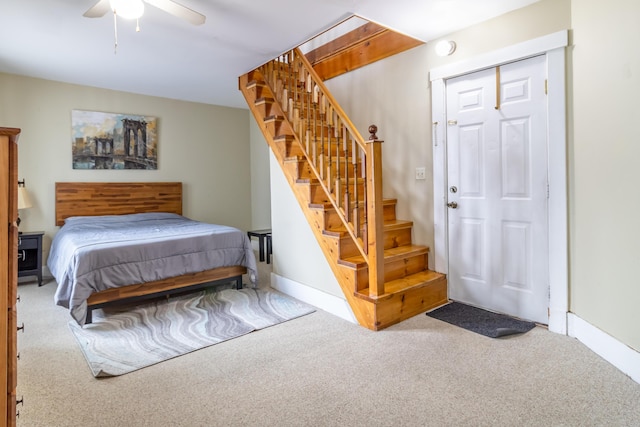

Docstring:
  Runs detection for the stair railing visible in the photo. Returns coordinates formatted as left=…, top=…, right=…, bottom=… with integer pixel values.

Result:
left=259, top=48, right=385, bottom=297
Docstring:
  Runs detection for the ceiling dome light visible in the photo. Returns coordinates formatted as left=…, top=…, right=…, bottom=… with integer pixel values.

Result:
left=435, top=40, right=456, bottom=57
left=110, top=0, right=145, bottom=19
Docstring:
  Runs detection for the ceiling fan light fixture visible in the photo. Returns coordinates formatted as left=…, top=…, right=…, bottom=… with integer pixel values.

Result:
left=110, top=0, right=145, bottom=19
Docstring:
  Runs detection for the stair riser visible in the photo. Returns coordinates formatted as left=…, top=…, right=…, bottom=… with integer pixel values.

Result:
left=337, top=235, right=360, bottom=259
left=284, top=158, right=313, bottom=180
left=247, top=84, right=269, bottom=100
left=307, top=183, right=331, bottom=205
left=373, top=277, right=448, bottom=330
left=323, top=204, right=397, bottom=231
left=265, top=118, right=294, bottom=138
left=274, top=137, right=305, bottom=158
left=383, top=228, right=413, bottom=249
left=354, top=252, right=428, bottom=291
left=255, top=99, right=275, bottom=117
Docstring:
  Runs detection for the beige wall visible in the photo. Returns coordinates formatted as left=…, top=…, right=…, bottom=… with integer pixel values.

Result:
left=270, top=151, right=341, bottom=296
left=0, top=73, right=256, bottom=262
left=270, top=0, right=572, bottom=309
left=249, top=118, right=271, bottom=229
left=571, top=0, right=640, bottom=350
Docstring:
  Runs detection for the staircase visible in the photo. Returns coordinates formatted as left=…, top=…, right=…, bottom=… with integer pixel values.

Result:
left=239, top=48, right=447, bottom=330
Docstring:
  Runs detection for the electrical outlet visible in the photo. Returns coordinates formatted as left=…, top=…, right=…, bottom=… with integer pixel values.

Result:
left=415, top=167, right=426, bottom=180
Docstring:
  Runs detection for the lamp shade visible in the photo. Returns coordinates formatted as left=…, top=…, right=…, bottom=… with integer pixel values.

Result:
left=17, top=186, right=33, bottom=210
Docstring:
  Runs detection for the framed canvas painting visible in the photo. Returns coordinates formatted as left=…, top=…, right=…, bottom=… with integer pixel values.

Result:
left=71, top=110, right=158, bottom=170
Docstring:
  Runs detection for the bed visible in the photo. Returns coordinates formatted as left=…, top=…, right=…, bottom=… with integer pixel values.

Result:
left=48, top=182, right=257, bottom=326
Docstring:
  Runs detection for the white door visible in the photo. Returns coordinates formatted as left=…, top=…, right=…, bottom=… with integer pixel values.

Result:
left=446, top=55, right=549, bottom=324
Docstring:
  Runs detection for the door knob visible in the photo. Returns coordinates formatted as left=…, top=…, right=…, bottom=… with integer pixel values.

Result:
left=447, top=201, right=458, bottom=209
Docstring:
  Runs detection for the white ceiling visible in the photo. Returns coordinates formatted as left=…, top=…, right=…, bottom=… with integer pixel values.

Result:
left=0, top=0, right=539, bottom=109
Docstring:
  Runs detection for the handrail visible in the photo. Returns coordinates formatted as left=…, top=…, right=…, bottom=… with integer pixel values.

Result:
left=292, top=48, right=368, bottom=153
left=258, top=48, right=385, bottom=296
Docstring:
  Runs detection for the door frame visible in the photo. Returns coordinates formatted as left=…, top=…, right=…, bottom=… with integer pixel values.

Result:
left=429, top=30, right=569, bottom=334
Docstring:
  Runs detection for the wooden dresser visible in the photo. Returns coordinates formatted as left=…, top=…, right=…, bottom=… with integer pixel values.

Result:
left=1, top=127, right=20, bottom=427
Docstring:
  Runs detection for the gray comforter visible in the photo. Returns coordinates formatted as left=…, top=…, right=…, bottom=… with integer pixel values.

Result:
left=48, top=213, right=257, bottom=325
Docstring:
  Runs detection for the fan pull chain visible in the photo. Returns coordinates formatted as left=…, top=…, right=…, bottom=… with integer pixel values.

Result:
left=113, top=11, right=118, bottom=54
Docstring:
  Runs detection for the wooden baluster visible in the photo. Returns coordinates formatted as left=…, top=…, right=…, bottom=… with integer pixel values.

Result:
left=335, top=118, right=341, bottom=206
left=274, top=56, right=279, bottom=103
left=277, top=55, right=284, bottom=108
left=297, top=59, right=304, bottom=132
left=352, top=139, right=359, bottom=237
left=326, top=108, right=333, bottom=193
left=343, top=128, right=350, bottom=221
left=312, top=88, right=317, bottom=167
left=292, top=55, right=298, bottom=124
left=302, top=72, right=306, bottom=149
left=319, top=93, right=325, bottom=180
left=286, top=51, right=292, bottom=116
left=266, top=61, right=271, bottom=89
left=281, top=54, right=286, bottom=107
left=282, top=55, right=286, bottom=105
left=305, top=72, right=311, bottom=155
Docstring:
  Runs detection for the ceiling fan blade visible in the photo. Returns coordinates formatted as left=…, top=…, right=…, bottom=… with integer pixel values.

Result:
left=144, top=0, right=206, bottom=25
left=83, top=0, right=112, bottom=18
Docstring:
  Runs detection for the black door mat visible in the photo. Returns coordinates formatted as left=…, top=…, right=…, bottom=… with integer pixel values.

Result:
left=426, top=302, right=536, bottom=338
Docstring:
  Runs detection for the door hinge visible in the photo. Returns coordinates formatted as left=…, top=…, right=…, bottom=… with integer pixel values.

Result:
left=545, top=79, right=548, bottom=95
left=547, top=182, right=550, bottom=199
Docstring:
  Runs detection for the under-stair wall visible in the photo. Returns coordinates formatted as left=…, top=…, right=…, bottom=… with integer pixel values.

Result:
left=240, top=48, right=447, bottom=330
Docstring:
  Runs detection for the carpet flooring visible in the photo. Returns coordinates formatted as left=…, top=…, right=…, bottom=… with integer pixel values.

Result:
left=69, top=288, right=315, bottom=377
left=426, top=301, right=536, bottom=338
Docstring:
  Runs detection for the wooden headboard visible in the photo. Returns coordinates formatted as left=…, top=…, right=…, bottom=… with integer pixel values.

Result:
left=55, top=182, right=182, bottom=226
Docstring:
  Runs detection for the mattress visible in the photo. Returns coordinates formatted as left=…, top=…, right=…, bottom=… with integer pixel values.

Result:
left=47, top=212, right=257, bottom=325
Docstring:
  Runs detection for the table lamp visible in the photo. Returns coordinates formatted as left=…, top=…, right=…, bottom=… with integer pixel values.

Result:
left=17, top=179, right=33, bottom=233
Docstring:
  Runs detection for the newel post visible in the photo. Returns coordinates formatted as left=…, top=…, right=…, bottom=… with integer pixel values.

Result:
left=365, top=125, right=385, bottom=297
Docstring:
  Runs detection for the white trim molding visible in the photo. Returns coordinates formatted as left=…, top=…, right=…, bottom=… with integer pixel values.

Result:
left=270, top=272, right=357, bottom=324
left=429, top=30, right=569, bottom=334
left=568, top=314, right=640, bottom=384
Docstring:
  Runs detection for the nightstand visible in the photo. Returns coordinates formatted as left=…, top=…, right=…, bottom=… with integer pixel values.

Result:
left=18, top=231, right=44, bottom=286
left=247, top=229, right=272, bottom=264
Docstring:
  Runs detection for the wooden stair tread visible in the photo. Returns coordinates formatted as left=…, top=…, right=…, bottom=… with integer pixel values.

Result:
left=245, top=79, right=266, bottom=89
left=355, top=269, right=445, bottom=299
left=339, top=244, right=429, bottom=268
left=322, top=219, right=413, bottom=237
left=255, top=96, right=274, bottom=104
left=382, top=219, right=414, bottom=230
left=274, top=134, right=295, bottom=142
left=310, top=198, right=396, bottom=210
left=264, top=115, right=285, bottom=123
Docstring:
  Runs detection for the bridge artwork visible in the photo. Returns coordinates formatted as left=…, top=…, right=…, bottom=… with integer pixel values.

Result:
left=71, top=110, right=158, bottom=170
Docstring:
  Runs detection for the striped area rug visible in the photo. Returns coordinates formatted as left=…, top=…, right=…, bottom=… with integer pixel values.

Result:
left=69, top=288, right=315, bottom=377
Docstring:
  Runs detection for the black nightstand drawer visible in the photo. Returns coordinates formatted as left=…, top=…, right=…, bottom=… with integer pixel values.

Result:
left=18, top=235, right=38, bottom=250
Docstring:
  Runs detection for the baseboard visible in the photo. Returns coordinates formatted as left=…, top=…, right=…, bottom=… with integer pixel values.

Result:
left=270, top=272, right=357, bottom=324
left=568, top=313, right=640, bottom=384
left=548, top=307, right=568, bottom=335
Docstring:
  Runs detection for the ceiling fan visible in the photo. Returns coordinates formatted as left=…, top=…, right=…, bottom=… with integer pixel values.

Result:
left=83, top=0, right=206, bottom=26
